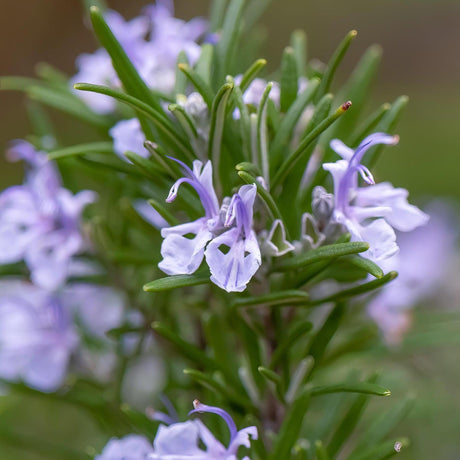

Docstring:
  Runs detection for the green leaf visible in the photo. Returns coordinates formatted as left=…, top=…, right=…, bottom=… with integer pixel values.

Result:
left=280, top=47, right=299, bottom=112
left=27, top=85, right=111, bottom=129
left=285, top=357, right=315, bottom=403
left=209, top=0, right=228, bottom=31
left=258, top=366, right=282, bottom=385
left=209, top=81, right=234, bottom=183
left=216, top=0, right=245, bottom=83
left=290, top=30, right=308, bottom=77
left=204, top=313, right=239, bottom=376
left=195, top=44, right=214, bottom=86
left=269, top=388, right=311, bottom=460
left=308, top=303, right=346, bottom=366
left=315, top=30, right=357, bottom=102
left=270, top=78, right=320, bottom=167
left=311, top=382, right=391, bottom=397
left=48, top=142, right=113, bottom=160
left=271, top=101, right=352, bottom=189
left=255, top=82, right=273, bottom=183
left=89, top=6, right=162, bottom=112
left=238, top=58, right=267, bottom=93
left=347, top=255, right=383, bottom=278
left=333, top=45, right=382, bottom=139
left=327, top=372, right=380, bottom=458
left=315, top=440, right=331, bottom=460
left=168, top=103, right=199, bottom=140
left=272, top=242, right=369, bottom=272
left=174, top=51, right=189, bottom=95
left=232, top=84, right=252, bottom=160
left=310, top=271, right=398, bottom=306
left=143, top=273, right=210, bottom=292
left=178, top=63, right=215, bottom=108
left=232, top=290, right=309, bottom=308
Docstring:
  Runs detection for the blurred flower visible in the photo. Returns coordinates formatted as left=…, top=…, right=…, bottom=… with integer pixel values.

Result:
left=72, top=2, right=207, bottom=112
left=139, top=1, right=207, bottom=94
left=95, top=434, right=154, bottom=460
left=368, top=201, right=458, bottom=343
left=0, top=276, right=125, bottom=391
left=159, top=159, right=261, bottom=292
left=110, top=118, right=147, bottom=160
left=0, top=280, right=78, bottom=392
left=323, top=133, right=429, bottom=261
left=0, top=141, right=95, bottom=290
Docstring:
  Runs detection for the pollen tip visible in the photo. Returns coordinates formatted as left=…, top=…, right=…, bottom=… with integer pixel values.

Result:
left=350, top=30, right=358, bottom=37
left=394, top=441, right=402, bottom=453
left=392, top=135, right=400, bottom=144
left=192, top=399, right=201, bottom=409
left=342, top=101, right=352, bottom=111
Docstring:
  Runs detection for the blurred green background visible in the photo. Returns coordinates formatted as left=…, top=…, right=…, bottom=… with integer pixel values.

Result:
left=0, top=0, right=459, bottom=458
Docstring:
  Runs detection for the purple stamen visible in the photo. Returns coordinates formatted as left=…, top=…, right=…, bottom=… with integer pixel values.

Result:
left=189, top=399, right=238, bottom=443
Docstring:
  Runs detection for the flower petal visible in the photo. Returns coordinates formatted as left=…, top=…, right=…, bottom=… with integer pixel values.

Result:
left=205, top=227, right=261, bottom=292
left=159, top=218, right=212, bottom=275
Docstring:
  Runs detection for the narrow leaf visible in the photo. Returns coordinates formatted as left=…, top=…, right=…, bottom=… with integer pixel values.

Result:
left=315, top=30, right=357, bottom=102
left=48, top=142, right=113, bottom=160
left=273, top=242, right=369, bottom=272
left=232, top=290, right=309, bottom=308
left=143, top=273, right=210, bottom=292
left=310, top=271, right=398, bottom=306
left=311, top=382, right=391, bottom=397
left=89, top=6, right=162, bottom=112
left=280, top=47, right=299, bottom=112
left=239, top=58, right=267, bottom=93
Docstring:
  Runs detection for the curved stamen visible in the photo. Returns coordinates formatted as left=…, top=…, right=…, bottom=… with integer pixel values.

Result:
left=189, top=399, right=238, bottom=444
left=166, top=157, right=219, bottom=217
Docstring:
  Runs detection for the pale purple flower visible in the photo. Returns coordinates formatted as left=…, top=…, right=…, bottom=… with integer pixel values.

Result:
left=139, top=1, right=207, bottom=93
left=151, top=400, right=257, bottom=459
left=96, top=401, right=256, bottom=459
left=0, top=280, right=78, bottom=392
left=95, top=434, right=154, bottom=460
left=0, top=141, right=95, bottom=290
left=110, top=118, right=147, bottom=160
left=159, top=159, right=261, bottom=292
left=205, top=185, right=261, bottom=292
left=323, top=133, right=429, bottom=261
left=368, top=201, right=457, bottom=343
